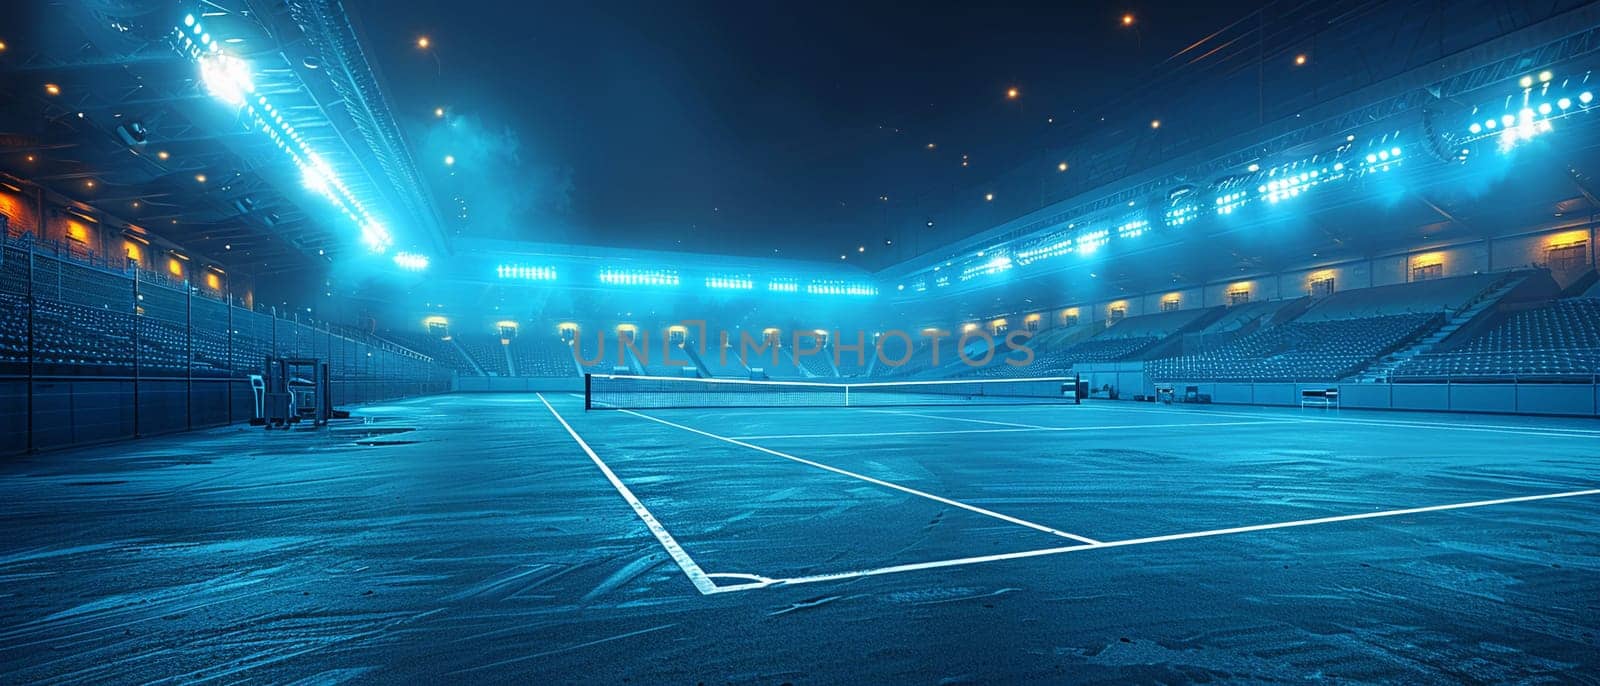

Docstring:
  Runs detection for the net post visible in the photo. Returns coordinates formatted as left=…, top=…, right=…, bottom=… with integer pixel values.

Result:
left=844, top=384, right=850, bottom=407
left=584, top=373, right=592, bottom=411
left=1074, top=374, right=1082, bottom=404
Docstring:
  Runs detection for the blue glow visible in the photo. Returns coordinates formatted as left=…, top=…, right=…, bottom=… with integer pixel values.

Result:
left=767, top=279, right=799, bottom=293
left=960, top=255, right=1013, bottom=281
left=1581, top=92, right=1594, bottom=104
left=176, top=14, right=393, bottom=254
left=599, top=268, right=678, bottom=286
left=392, top=252, right=429, bottom=271
left=496, top=265, right=557, bottom=281
left=806, top=280, right=878, bottom=296
left=184, top=14, right=195, bottom=26
left=1469, top=123, right=1482, bottom=134
left=1076, top=229, right=1109, bottom=255
left=705, top=275, right=754, bottom=290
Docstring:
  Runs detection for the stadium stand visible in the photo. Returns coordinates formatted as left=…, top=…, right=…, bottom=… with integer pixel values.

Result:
left=691, top=337, right=752, bottom=378
left=1296, top=273, right=1498, bottom=321
left=797, top=346, right=837, bottom=377
left=1146, top=312, right=1439, bottom=381
left=456, top=334, right=512, bottom=376
left=870, top=335, right=938, bottom=377
left=752, top=345, right=806, bottom=378
left=508, top=333, right=579, bottom=377
left=382, top=331, right=480, bottom=376
left=1142, top=275, right=1518, bottom=382
left=1393, top=297, right=1600, bottom=380
left=832, top=342, right=872, bottom=377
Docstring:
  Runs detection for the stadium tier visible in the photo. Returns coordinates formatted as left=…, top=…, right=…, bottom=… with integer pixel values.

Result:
left=1145, top=312, right=1440, bottom=382
left=508, top=333, right=580, bottom=377
left=1394, top=297, right=1600, bottom=380
left=454, top=334, right=512, bottom=376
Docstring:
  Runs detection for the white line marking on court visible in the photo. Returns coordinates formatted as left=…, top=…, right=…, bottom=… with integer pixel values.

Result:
left=535, top=393, right=720, bottom=595
left=618, top=408, right=1105, bottom=545
left=1073, top=403, right=1600, bottom=439
left=862, top=408, right=1047, bottom=429
left=706, top=487, right=1600, bottom=593
left=733, top=420, right=1287, bottom=441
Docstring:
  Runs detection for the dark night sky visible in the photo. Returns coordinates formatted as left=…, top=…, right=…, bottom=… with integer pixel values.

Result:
left=353, top=0, right=1262, bottom=265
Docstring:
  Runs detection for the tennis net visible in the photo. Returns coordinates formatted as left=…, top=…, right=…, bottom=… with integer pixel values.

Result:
left=585, top=374, right=1082, bottom=410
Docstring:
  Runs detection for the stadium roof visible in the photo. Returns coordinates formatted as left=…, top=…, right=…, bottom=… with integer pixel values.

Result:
left=0, top=0, right=447, bottom=276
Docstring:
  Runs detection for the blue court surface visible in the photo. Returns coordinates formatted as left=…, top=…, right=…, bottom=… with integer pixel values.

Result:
left=1, top=393, right=1597, bottom=682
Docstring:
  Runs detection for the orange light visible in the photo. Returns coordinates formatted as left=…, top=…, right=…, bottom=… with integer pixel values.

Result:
left=206, top=272, right=221, bottom=290
left=156, top=150, right=170, bottom=160
left=1150, top=119, right=1161, bottom=129
left=1122, top=13, right=1135, bottom=26
left=168, top=258, right=183, bottom=276
left=84, top=180, right=95, bottom=189
left=1057, top=161, right=1068, bottom=172
left=416, top=36, right=430, bottom=49
left=194, top=173, right=207, bottom=183
left=44, top=83, right=60, bottom=96
left=0, top=40, right=8, bottom=52
left=1294, top=54, right=1308, bottom=66
left=1006, top=87, right=1019, bottom=99
left=984, top=192, right=994, bottom=202
left=25, top=155, right=35, bottom=162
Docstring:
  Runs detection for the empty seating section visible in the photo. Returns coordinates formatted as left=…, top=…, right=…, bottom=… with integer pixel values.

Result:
left=508, top=334, right=578, bottom=377
left=832, top=343, right=870, bottom=377
left=1099, top=307, right=1214, bottom=339
left=456, top=334, right=511, bottom=376
left=957, top=326, right=1155, bottom=378
left=2, top=240, right=442, bottom=393
left=1146, top=313, right=1437, bottom=381
left=695, top=341, right=751, bottom=378
left=382, top=332, right=479, bottom=376
left=1394, top=298, right=1600, bottom=379
left=1199, top=300, right=1292, bottom=334
left=1299, top=273, right=1496, bottom=321
left=635, top=340, right=699, bottom=376
left=797, top=348, right=836, bottom=377
left=749, top=346, right=804, bottom=378
left=870, top=336, right=935, bottom=377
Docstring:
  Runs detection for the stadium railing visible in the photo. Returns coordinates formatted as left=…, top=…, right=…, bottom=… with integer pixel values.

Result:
left=0, top=237, right=453, bottom=454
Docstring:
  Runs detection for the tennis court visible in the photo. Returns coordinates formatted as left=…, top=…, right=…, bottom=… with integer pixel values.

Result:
left=3, top=388, right=1598, bottom=681
left=545, top=376, right=1600, bottom=596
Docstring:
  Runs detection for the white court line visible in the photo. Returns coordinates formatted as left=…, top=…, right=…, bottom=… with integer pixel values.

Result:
left=708, top=487, right=1600, bottom=593
left=618, top=408, right=1104, bottom=545
left=862, top=408, right=1047, bottom=429
left=1071, top=403, right=1600, bottom=439
left=733, top=420, right=1287, bottom=441
left=535, top=393, right=719, bottom=595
